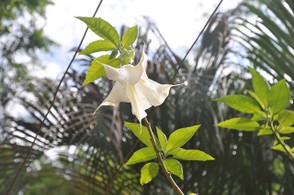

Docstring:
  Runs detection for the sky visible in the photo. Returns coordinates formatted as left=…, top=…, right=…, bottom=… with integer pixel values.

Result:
left=10, top=0, right=241, bottom=118
left=39, top=0, right=241, bottom=79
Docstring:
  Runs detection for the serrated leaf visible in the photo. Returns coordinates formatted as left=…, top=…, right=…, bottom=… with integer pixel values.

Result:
left=258, top=128, right=273, bottom=136
left=275, top=110, right=294, bottom=127
left=140, top=162, right=159, bottom=185
left=163, top=159, right=183, bottom=180
left=269, top=79, right=290, bottom=114
left=156, top=127, right=167, bottom=152
left=80, top=40, right=116, bottom=55
left=77, top=17, right=120, bottom=46
left=82, top=55, right=120, bottom=86
left=280, top=126, right=294, bottom=134
left=215, top=94, right=261, bottom=114
left=216, top=117, right=260, bottom=131
left=122, top=25, right=138, bottom=48
left=166, top=125, right=200, bottom=152
left=126, top=147, right=156, bottom=166
left=170, top=148, right=215, bottom=161
left=249, top=67, right=271, bottom=108
left=124, top=122, right=152, bottom=148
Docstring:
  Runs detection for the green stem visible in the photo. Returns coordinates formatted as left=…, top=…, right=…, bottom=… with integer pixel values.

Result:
left=143, top=118, right=184, bottom=195
left=270, top=122, right=294, bottom=162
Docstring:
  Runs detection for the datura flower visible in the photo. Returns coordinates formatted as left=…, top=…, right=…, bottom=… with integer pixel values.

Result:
left=94, top=51, right=176, bottom=122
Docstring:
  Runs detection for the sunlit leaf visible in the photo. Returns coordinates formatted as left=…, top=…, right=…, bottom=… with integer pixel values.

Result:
left=126, top=147, right=156, bottom=166
left=156, top=126, right=167, bottom=152
left=272, top=144, right=286, bottom=153
left=251, top=111, right=266, bottom=121
left=80, top=40, right=116, bottom=55
left=166, top=125, right=200, bottom=152
left=170, top=148, right=215, bottom=161
left=275, top=110, right=294, bottom=127
left=247, top=90, right=266, bottom=110
left=215, top=94, right=261, bottom=114
left=140, top=162, right=159, bottom=185
left=279, top=126, right=294, bottom=134
left=273, top=137, right=290, bottom=146
left=268, top=79, right=290, bottom=114
left=77, top=17, right=120, bottom=46
left=257, top=128, right=273, bottom=136
left=124, top=122, right=152, bottom=148
left=82, top=55, right=120, bottom=86
left=163, top=158, right=183, bottom=180
left=249, top=67, right=271, bottom=108
left=216, top=117, right=260, bottom=131
left=122, top=25, right=138, bottom=48
left=120, top=48, right=135, bottom=65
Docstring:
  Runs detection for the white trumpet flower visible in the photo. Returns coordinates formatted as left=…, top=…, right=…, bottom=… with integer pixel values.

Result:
left=94, top=51, right=176, bottom=122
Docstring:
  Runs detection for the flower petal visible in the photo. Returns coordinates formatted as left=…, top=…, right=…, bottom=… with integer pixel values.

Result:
left=125, top=83, right=148, bottom=121
left=138, top=76, right=175, bottom=107
left=100, top=58, right=145, bottom=85
left=93, top=82, right=128, bottom=114
left=138, top=50, right=148, bottom=70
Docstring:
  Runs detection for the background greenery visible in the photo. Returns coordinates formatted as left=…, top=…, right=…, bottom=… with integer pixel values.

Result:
left=1, top=0, right=293, bottom=194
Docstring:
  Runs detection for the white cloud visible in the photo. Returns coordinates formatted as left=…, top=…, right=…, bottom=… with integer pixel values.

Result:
left=31, top=61, right=62, bottom=80
left=45, top=0, right=241, bottom=49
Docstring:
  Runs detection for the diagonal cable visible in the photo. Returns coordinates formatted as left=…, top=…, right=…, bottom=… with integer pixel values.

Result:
left=105, top=0, right=224, bottom=190
left=171, top=0, right=224, bottom=82
left=6, top=0, right=104, bottom=193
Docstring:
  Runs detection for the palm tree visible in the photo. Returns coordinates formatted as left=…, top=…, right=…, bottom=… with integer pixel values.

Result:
left=2, top=0, right=294, bottom=194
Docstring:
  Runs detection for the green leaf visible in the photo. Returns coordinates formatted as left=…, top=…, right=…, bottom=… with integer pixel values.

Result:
left=247, top=90, right=266, bottom=110
left=215, top=94, right=261, bottom=114
left=258, top=127, right=273, bottom=136
left=121, top=25, right=138, bottom=48
left=274, top=137, right=291, bottom=146
left=80, top=40, right=116, bottom=55
left=163, top=159, right=184, bottom=180
left=124, top=122, right=152, bottom=148
left=77, top=17, right=120, bottom=46
left=166, top=125, right=200, bottom=152
left=156, top=127, right=167, bottom=152
left=140, top=162, right=159, bottom=185
left=251, top=111, right=266, bottom=121
left=216, top=117, right=260, bottom=131
left=109, top=49, right=118, bottom=59
left=82, top=55, right=120, bottom=86
left=120, top=48, right=135, bottom=65
left=170, top=148, right=215, bottom=161
left=272, top=144, right=286, bottom=153
left=275, top=110, right=294, bottom=127
left=280, top=127, right=294, bottom=134
left=126, top=147, right=156, bottom=166
left=268, top=79, right=290, bottom=114
left=249, top=67, right=271, bottom=108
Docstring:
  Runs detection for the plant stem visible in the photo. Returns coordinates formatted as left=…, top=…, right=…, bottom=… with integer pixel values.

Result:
left=270, top=122, right=294, bottom=162
left=143, top=118, right=184, bottom=195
